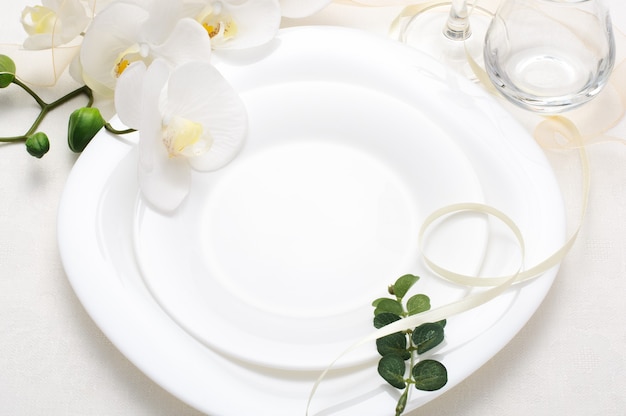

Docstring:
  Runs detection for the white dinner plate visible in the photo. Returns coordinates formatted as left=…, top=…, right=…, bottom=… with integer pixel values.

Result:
left=58, top=26, right=565, bottom=415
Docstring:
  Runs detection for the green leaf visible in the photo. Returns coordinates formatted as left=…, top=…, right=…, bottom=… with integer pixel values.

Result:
left=406, top=294, right=431, bottom=316
left=0, top=55, right=16, bottom=88
left=374, top=298, right=403, bottom=316
left=373, top=312, right=401, bottom=329
left=392, top=274, right=420, bottom=299
left=376, top=332, right=410, bottom=360
left=67, top=107, right=105, bottom=153
left=378, top=354, right=407, bottom=389
left=412, top=322, right=445, bottom=354
left=25, top=132, right=50, bottom=158
left=372, top=297, right=392, bottom=307
left=412, top=360, right=448, bottom=391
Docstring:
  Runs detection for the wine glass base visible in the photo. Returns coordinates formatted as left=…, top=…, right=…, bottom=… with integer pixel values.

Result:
left=398, top=3, right=493, bottom=81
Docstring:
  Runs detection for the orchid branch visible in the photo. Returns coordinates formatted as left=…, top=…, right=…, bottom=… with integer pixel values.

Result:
left=0, top=79, right=94, bottom=143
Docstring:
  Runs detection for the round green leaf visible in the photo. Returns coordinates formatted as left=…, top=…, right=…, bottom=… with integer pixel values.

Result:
left=412, top=322, right=445, bottom=354
left=372, top=297, right=392, bottom=307
left=374, top=298, right=403, bottom=316
left=392, top=274, right=420, bottom=299
left=412, top=359, right=448, bottom=391
left=376, top=332, right=410, bottom=360
left=25, top=132, right=50, bottom=158
left=407, top=293, right=430, bottom=316
left=0, top=55, right=16, bottom=88
left=373, top=312, right=401, bottom=329
left=378, top=354, right=407, bottom=389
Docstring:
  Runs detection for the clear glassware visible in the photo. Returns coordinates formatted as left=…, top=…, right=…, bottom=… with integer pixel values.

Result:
left=483, top=0, right=615, bottom=113
left=398, top=0, right=493, bottom=80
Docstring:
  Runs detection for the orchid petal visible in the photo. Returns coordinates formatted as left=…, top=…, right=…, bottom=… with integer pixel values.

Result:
left=180, top=0, right=206, bottom=18
left=138, top=140, right=192, bottom=212
left=138, top=60, right=169, bottom=174
left=218, top=0, right=281, bottom=49
left=137, top=60, right=192, bottom=212
left=163, top=61, right=247, bottom=171
left=140, top=0, right=184, bottom=45
left=83, top=0, right=118, bottom=14
left=79, top=1, right=148, bottom=94
left=151, top=18, right=212, bottom=66
left=138, top=140, right=191, bottom=212
left=114, top=61, right=146, bottom=129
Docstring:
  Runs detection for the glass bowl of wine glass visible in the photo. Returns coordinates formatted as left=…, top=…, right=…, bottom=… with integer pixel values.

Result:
left=483, top=0, right=615, bottom=113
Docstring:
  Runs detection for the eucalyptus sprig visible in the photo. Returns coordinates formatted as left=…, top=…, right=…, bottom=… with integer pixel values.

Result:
left=373, top=274, right=448, bottom=416
left=0, top=54, right=133, bottom=158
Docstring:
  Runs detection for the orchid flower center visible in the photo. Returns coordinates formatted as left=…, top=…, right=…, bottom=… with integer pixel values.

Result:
left=113, top=44, right=149, bottom=78
left=197, top=3, right=238, bottom=41
left=21, top=6, right=57, bottom=35
left=162, top=115, right=212, bottom=158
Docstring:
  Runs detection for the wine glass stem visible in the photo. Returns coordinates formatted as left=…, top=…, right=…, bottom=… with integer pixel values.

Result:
left=444, top=0, right=472, bottom=41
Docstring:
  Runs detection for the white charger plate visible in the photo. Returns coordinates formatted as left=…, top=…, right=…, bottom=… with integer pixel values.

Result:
left=58, top=26, right=565, bottom=415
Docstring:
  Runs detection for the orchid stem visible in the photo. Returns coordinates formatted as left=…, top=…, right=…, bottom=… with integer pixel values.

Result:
left=0, top=80, right=94, bottom=142
left=104, top=124, right=136, bottom=135
left=0, top=135, right=28, bottom=143
left=12, top=78, right=46, bottom=107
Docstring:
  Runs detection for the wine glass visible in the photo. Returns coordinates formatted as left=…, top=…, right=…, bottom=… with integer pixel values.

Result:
left=396, top=0, right=494, bottom=80
left=483, top=0, right=615, bottom=113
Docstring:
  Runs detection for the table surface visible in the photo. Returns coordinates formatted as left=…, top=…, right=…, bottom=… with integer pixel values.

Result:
left=1, top=1, right=625, bottom=415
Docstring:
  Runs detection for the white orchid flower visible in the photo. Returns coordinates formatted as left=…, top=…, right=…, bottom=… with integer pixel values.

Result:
left=78, top=0, right=212, bottom=96
left=182, top=0, right=281, bottom=49
left=114, top=59, right=247, bottom=212
left=279, top=0, right=332, bottom=18
left=21, top=0, right=91, bottom=49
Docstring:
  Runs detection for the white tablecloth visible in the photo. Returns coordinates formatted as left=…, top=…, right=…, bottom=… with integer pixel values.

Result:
left=1, top=1, right=624, bottom=415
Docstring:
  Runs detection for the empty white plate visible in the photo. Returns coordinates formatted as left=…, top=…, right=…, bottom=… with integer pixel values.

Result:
left=58, top=26, right=565, bottom=415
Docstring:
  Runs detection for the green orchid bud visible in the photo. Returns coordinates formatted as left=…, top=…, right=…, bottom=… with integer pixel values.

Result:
left=67, top=107, right=106, bottom=153
left=25, top=132, right=50, bottom=158
left=0, top=55, right=17, bottom=88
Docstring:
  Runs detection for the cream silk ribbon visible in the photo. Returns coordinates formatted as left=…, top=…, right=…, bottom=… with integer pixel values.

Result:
left=308, top=0, right=626, bottom=412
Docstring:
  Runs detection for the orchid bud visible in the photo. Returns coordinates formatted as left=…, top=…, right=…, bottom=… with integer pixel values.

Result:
left=25, top=132, right=50, bottom=158
left=67, top=107, right=105, bottom=153
left=0, top=55, right=16, bottom=88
